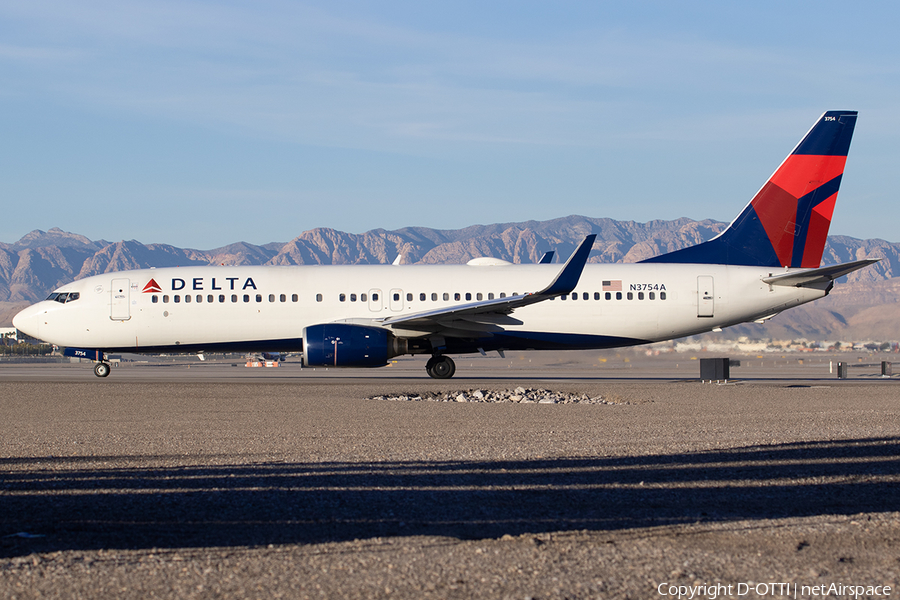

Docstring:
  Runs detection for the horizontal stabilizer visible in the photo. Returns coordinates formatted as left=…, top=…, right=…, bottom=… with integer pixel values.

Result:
left=761, top=258, right=879, bottom=287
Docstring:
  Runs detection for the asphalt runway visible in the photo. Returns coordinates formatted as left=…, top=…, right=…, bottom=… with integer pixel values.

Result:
left=1, top=354, right=899, bottom=599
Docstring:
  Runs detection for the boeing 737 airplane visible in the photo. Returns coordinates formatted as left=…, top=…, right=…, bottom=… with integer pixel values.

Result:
left=13, top=111, right=877, bottom=379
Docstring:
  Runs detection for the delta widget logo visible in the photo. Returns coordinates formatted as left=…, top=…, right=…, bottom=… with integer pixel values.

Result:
left=142, top=279, right=162, bottom=293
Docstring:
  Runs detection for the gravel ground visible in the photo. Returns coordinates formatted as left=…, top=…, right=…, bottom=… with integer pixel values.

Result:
left=1, top=366, right=899, bottom=598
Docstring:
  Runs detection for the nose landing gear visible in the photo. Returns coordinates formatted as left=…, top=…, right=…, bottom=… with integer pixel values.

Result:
left=93, top=362, right=111, bottom=378
left=425, top=355, right=456, bottom=379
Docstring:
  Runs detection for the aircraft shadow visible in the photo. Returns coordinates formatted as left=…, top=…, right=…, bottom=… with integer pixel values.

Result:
left=2, top=437, right=898, bottom=556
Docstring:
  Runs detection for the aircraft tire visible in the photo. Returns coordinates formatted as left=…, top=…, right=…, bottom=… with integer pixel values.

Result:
left=94, top=362, right=111, bottom=378
left=427, top=355, right=455, bottom=379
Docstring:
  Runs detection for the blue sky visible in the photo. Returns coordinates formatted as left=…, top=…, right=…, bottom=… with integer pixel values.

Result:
left=2, top=1, right=899, bottom=249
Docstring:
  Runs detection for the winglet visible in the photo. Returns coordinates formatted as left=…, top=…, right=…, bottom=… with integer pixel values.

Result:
left=534, top=234, right=595, bottom=296
left=377, top=234, right=596, bottom=329
left=538, top=251, right=555, bottom=264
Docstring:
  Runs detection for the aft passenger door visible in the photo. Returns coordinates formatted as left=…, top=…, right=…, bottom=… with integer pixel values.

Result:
left=110, top=278, right=131, bottom=321
left=697, top=275, right=714, bottom=318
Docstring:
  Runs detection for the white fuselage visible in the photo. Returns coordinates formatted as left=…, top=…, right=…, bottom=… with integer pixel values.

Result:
left=13, top=262, right=827, bottom=355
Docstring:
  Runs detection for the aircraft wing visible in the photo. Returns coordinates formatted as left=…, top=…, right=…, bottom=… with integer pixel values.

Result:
left=761, top=258, right=879, bottom=287
left=375, top=235, right=595, bottom=332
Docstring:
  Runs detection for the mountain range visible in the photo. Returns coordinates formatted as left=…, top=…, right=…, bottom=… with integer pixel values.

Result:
left=2, top=218, right=899, bottom=341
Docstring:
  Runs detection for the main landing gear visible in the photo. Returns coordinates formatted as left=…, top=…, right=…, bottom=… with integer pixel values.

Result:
left=425, top=355, right=456, bottom=379
left=93, top=362, right=111, bottom=378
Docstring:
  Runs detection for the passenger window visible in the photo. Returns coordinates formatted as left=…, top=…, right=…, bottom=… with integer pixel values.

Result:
left=476, top=293, right=483, bottom=301
left=627, top=292, right=633, bottom=300
left=488, top=293, right=494, bottom=300
left=561, top=294, right=567, bottom=301
left=292, top=294, right=298, bottom=302
left=594, top=292, right=600, bottom=300
left=163, top=295, right=170, bottom=303
left=269, top=294, right=275, bottom=302
left=616, top=292, right=622, bottom=300
left=465, top=293, right=472, bottom=301
left=372, top=293, right=378, bottom=301
left=407, top=293, right=413, bottom=301
left=152, top=295, right=158, bottom=304
left=454, top=293, right=461, bottom=301
left=340, top=294, right=346, bottom=302
left=232, top=295, right=238, bottom=302
left=208, top=295, right=214, bottom=303
left=660, top=292, right=667, bottom=300
left=256, top=294, right=262, bottom=302
left=649, top=292, right=655, bottom=300
left=361, top=293, right=367, bottom=302
left=500, top=292, right=506, bottom=298
left=420, top=293, right=426, bottom=301
left=638, top=292, right=644, bottom=300
left=184, top=295, right=191, bottom=303
left=431, top=293, right=437, bottom=301
left=393, top=293, right=400, bottom=301
left=280, top=294, right=286, bottom=302
left=443, top=293, right=449, bottom=301
left=196, top=295, right=203, bottom=303
left=243, top=294, right=250, bottom=303
left=219, top=295, right=225, bottom=303
left=174, top=295, right=181, bottom=303
left=583, top=292, right=589, bottom=300
left=605, top=292, right=611, bottom=300
left=350, top=294, right=357, bottom=302
left=316, top=294, right=322, bottom=302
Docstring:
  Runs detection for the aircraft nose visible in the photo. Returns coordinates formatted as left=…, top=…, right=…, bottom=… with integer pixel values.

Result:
left=12, top=303, right=42, bottom=339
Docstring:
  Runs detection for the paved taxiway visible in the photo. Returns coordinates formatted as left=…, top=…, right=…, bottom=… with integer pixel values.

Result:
left=1, top=354, right=898, bottom=599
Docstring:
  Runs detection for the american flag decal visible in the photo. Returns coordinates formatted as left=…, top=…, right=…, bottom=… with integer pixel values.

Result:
left=602, top=280, right=622, bottom=292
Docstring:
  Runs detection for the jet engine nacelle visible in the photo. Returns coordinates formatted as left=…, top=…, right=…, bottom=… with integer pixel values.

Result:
left=303, top=323, right=407, bottom=367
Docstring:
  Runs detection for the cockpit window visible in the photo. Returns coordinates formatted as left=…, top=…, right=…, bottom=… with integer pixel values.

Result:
left=46, top=292, right=80, bottom=304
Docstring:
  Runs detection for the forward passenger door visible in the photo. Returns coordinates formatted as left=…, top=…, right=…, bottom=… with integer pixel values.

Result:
left=110, top=278, right=131, bottom=321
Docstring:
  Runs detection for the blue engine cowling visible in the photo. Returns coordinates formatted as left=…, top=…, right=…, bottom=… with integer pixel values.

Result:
left=304, top=324, right=401, bottom=367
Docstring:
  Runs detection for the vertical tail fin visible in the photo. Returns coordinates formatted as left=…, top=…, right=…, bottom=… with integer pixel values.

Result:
left=644, top=110, right=858, bottom=267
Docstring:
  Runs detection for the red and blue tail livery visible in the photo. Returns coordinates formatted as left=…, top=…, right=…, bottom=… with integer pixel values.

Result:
left=645, top=110, right=858, bottom=268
